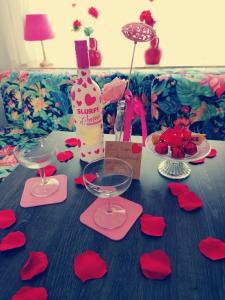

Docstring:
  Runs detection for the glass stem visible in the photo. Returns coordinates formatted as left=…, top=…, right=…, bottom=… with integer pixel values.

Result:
left=41, top=168, right=47, bottom=185
left=107, top=198, right=113, bottom=213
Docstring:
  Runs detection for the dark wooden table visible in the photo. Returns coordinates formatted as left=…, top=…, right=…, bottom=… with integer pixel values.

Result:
left=0, top=131, right=225, bottom=300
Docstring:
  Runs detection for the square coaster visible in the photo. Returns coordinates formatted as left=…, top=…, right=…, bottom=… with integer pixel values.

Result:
left=80, top=196, right=143, bottom=241
left=20, top=175, right=67, bottom=208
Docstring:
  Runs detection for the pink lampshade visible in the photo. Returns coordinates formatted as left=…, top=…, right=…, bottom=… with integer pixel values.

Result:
left=24, top=14, right=54, bottom=41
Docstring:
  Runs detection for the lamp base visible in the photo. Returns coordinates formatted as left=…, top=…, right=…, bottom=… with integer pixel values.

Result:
left=40, top=60, right=53, bottom=67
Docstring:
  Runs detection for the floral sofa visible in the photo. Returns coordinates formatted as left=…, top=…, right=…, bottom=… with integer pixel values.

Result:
left=0, top=67, right=225, bottom=180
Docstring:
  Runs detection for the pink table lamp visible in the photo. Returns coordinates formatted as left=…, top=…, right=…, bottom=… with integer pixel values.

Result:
left=24, top=14, right=54, bottom=67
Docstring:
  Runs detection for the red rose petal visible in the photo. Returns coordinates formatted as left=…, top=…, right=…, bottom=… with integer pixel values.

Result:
left=140, top=214, right=166, bottom=237
left=167, top=182, right=189, bottom=196
left=36, top=165, right=57, bottom=177
left=65, top=138, right=78, bottom=147
left=56, top=150, right=74, bottom=162
left=74, top=250, right=107, bottom=282
left=198, top=237, right=225, bottom=261
left=12, top=286, right=48, bottom=300
left=0, top=209, right=16, bottom=229
left=140, top=250, right=172, bottom=280
left=0, top=231, right=26, bottom=251
left=74, top=174, right=97, bottom=186
left=206, top=148, right=217, bottom=158
left=189, top=159, right=205, bottom=165
left=20, top=251, right=48, bottom=280
left=177, top=191, right=203, bottom=211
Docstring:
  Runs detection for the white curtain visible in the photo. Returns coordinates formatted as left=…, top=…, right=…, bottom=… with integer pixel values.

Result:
left=0, top=0, right=32, bottom=70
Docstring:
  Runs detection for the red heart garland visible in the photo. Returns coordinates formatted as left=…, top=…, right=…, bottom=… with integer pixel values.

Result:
left=131, top=143, right=142, bottom=154
left=20, top=251, right=48, bottom=280
left=167, top=182, right=189, bottom=196
left=74, top=174, right=97, bottom=186
left=140, top=250, right=172, bottom=280
left=177, top=191, right=203, bottom=211
left=74, top=250, right=107, bottom=282
left=140, top=214, right=166, bottom=237
left=0, top=231, right=26, bottom=251
left=198, top=237, right=225, bottom=260
left=36, top=165, right=57, bottom=177
left=56, top=150, right=74, bottom=162
left=65, top=138, right=78, bottom=147
left=0, top=209, right=16, bottom=229
left=206, top=148, right=217, bottom=158
left=11, top=286, right=48, bottom=300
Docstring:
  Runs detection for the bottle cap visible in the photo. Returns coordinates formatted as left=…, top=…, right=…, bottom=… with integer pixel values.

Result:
left=74, top=40, right=89, bottom=69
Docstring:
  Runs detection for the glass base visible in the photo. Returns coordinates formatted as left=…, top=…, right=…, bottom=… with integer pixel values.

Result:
left=31, top=177, right=60, bottom=197
left=158, top=160, right=191, bottom=179
left=94, top=203, right=127, bottom=229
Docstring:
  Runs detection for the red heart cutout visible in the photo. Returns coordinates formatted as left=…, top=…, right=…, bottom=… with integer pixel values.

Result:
left=71, top=90, right=76, bottom=101
left=0, top=209, right=16, bottom=229
left=77, top=78, right=83, bottom=85
left=93, top=87, right=96, bottom=91
left=189, top=159, right=205, bottom=165
left=36, top=165, right=57, bottom=177
left=81, top=71, right=87, bottom=76
left=12, top=287, right=48, bottom=300
left=82, top=83, right=87, bottom=88
left=56, top=151, right=74, bottom=162
left=20, top=251, right=48, bottom=280
left=131, top=143, right=142, bottom=154
left=88, top=151, right=91, bottom=154
left=206, top=148, right=217, bottom=158
left=85, top=94, right=96, bottom=106
left=167, top=182, right=189, bottom=196
left=94, top=148, right=100, bottom=154
left=140, top=214, right=166, bottom=237
left=0, top=231, right=26, bottom=251
left=198, top=237, right=225, bottom=260
left=76, top=100, right=82, bottom=106
left=65, top=138, right=78, bottom=147
left=87, top=77, right=92, bottom=84
left=74, top=174, right=97, bottom=186
left=81, top=152, right=86, bottom=158
left=77, top=88, right=81, bottom=92
left=177, top=191, right=203, bottom=211
left=140, top=250, right=172, bottom=280
left=74, top=250, right=107, bottom=282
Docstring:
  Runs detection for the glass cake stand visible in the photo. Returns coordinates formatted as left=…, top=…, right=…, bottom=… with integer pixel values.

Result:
left=146, top=132, right=211, bottom=179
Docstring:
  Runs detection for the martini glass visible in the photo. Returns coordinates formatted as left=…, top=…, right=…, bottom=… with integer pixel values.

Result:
left=14, top=137, right=60, bottom=197
left=83, top=158, right=133, bottom=230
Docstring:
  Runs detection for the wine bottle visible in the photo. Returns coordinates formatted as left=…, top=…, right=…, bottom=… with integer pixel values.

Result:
left=71, top=40, right=104, bottom=162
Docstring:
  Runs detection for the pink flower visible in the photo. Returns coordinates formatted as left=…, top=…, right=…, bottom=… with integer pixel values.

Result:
left=181, top=105, right=190, bottom=113
left=101, top=77, right=127, bottom=106
left=88, top=7, right=99, bottom=19
left=55, top=102, right=60, bottom=107
left=0, top=145, right=16, bottom=156
left=0, top=155, right=17, bottom=167
left=19, top=71, right=28, bottom=82
left=139, top=10, right=156, bottom=27
left=0, top=71, right=10, bottom=83
left=73, top=20, right=82, bottom=31
left=200, top=74, right=225, bottom=98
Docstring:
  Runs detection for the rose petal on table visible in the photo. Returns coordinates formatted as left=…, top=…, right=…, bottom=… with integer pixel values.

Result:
left=36, top=165, right=57, bottom=177
left=11, top=286, right=48, bottom=300
left=167, top=182, right=189, bottom=196
left=140, top=214, right=166, bottom=237
left=20, top=251, right=48, bottom=280
left=74, top=250, right=107, bottom=282
left=189, top=159, right=205, bottom=165
left=56, top=150, right=74, bottom=162
left=140, top=250, right=172, bottom=280
left=74, top=174, right=97, bottom=186
left=206, top=148, right=217, bottom=158
left=177, top=191, right=203, bottom=211
left=0, top=231, right=26, bottom=251
left=0, top=209, right=16, bottom=229
left=65, top=138, right=78, bottom=147
left=198, top=237, right=225, bottom=260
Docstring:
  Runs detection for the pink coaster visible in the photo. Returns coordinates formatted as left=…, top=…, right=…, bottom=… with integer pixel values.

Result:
left=20, top=175, right=67, bottom=208
left=80, top=197, right=143, bottom=241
